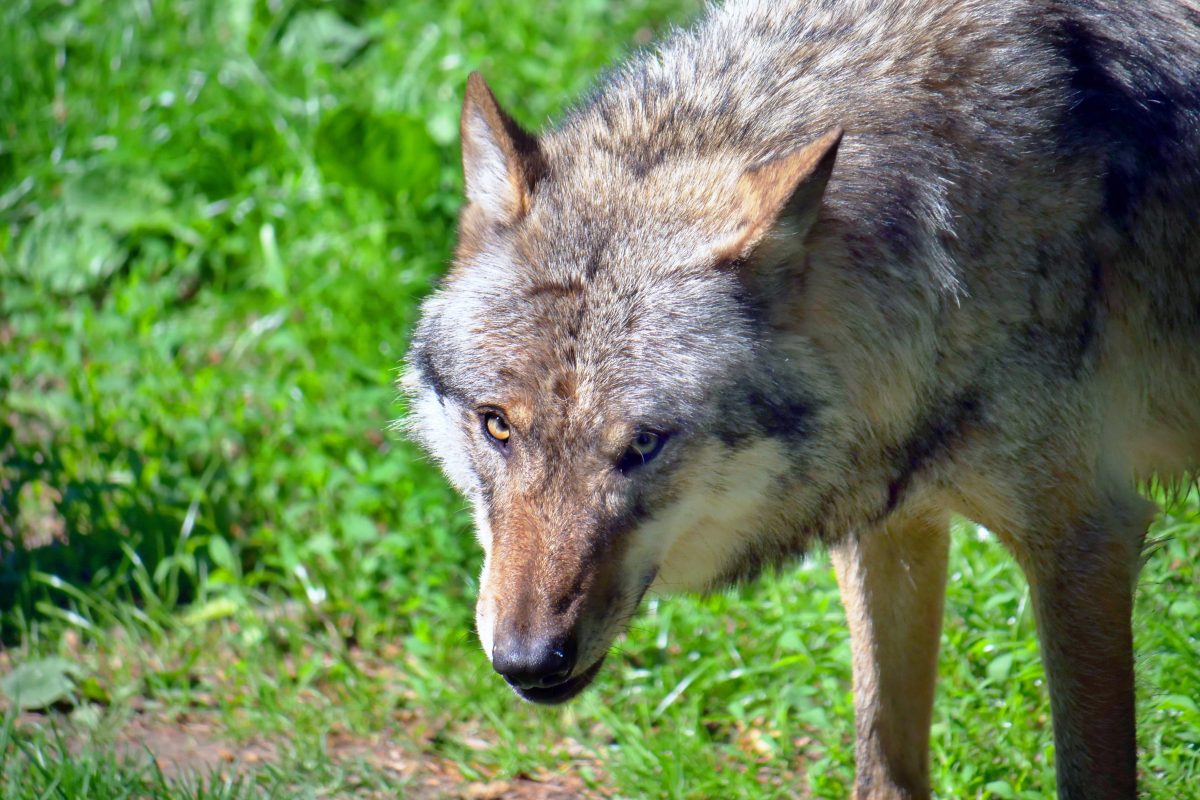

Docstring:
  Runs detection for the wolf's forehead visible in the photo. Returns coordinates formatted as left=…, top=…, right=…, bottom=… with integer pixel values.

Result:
left=517, top=213, right=709, bottom=282
left=445, top=238, right=752, bottom=418
left=479, top=268, right=718, bottom=388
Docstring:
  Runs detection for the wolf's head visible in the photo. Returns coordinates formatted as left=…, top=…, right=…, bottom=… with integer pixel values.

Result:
left=403, top=74, right=851, bottom=703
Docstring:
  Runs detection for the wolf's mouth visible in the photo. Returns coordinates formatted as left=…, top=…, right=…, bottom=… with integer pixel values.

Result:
left=508, top=656, right=606, bottom=705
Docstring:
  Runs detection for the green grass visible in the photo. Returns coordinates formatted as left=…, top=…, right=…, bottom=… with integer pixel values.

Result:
left=1, top=0, right=1198, bottom=798
left=1, top=713, right=268, bottom=800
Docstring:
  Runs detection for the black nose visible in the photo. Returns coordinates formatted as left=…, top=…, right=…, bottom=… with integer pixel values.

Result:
left=492, top=634, right=577, bottom=690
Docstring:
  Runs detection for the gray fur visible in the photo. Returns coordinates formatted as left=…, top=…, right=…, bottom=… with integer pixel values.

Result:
left=403, top=2, right=1200, bottom=797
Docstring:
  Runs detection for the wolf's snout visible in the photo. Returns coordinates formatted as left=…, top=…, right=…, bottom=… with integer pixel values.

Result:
left=492, top=632, right=578, bottom=690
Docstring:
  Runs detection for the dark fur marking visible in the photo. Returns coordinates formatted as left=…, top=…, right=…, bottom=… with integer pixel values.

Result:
left=884, top=387, right=984, bottom=515
left=1072, top=255, right=1104, bottom=371
left=583, top=233, right=612, bottom=281
left=874, top=180, right=922, bottom=263
left=713, top=382, right=816, bottom=447
left=748, top=388, right=815, bottom=441
left=414, top=345, right=471, bottom=406
left=729, top=282, right=771, bottom=334
left=625, top=147, right=668, bottom=178
left=525, top=278, right=584, bottom=299
left=1053, top=17, right=1183, bottom=226
left=584, top=253, right=602, bottom=281
left=566, top=302, right=584, bottom=340
left=552, top=373, right=576, bottom=400
left=1021, top=253, right=1104, bottom=378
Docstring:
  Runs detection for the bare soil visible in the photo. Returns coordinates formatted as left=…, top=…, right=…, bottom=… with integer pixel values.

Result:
left=13, top=710, right=605, bottom=799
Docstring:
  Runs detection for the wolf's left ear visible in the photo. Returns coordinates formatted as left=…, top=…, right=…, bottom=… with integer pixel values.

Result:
left=460, top=72, right=544, bottom=222
left=717, top=126, right=844, bottom=261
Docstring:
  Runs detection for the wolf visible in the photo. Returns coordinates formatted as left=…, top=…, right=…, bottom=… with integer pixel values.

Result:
left=402, top=0, right=1200, bottom=797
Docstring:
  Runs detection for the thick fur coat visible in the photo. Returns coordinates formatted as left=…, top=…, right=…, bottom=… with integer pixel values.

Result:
left=403, top=2, right=1200, bottom=797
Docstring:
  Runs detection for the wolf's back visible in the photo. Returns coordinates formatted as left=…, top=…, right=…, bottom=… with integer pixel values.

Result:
left=545, top=0, right=1200, bottom=346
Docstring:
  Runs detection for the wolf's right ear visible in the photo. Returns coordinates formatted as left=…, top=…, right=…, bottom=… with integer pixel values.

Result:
left=716, top=126, right=844, bottom=261
left=460, top=72, right=544, bottom=222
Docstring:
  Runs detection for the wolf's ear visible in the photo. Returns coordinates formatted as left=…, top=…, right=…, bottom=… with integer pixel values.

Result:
left=460, top=72, right=544, bottom=222
left=717, top=126, right=843, bottom=261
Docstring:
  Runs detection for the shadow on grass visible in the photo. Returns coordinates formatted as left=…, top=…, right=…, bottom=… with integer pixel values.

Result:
left=0, top=417, right=229, bottom=643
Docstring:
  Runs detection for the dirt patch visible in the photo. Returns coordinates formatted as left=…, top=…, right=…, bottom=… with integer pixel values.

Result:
left=324, top=729, right=601, bottom=799
left=458, top=777, right=596, bottom=800
left=113, top=713, right=278, bottom=779
left=13, top=711, right=607, bottom=799
left=14, top=711, right=277, bottom=781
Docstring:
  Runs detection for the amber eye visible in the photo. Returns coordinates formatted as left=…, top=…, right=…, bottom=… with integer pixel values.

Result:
left=617, top=430, right=667, bottom=473
left=484, top=413, right=511, bottom=443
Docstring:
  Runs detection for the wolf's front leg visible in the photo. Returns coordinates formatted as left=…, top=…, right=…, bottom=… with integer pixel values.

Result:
left=831, top=512, right=950, bottom=800
left=1012, top=490, right=1154, bottom=800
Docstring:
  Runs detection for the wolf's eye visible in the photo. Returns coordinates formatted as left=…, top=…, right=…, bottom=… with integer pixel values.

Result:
left=483, top=413, right=511, bottom=443
left=617, top=430, right=666, bottom=472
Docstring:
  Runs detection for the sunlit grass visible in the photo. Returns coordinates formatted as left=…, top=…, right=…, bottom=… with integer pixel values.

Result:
left=1, top=0, right=1197, bottom=798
